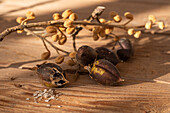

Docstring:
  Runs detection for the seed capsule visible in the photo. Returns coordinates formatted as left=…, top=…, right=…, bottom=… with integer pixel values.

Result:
left=76, top=45, right=97, bottom=66
left=36, top=63, right=69, bottom=87
left=41, top=52, right=51, bottom=60
left=52, top=34, right=59, bottom=42
left=66, top=27, right=75, bottom=34
left=58, top=35, right=67, bottom=45
left=26, top=11, right=35, bottom=19
left=134, top=31, right=141, bottom=38
left=145, top=21, right=152, bottom=29
left=90, top=59, right=123, bottom=86
left=53, top=13, right=62, bottom=20
left=16, top=17, right=26, bottom=24
left=115, top=38, right=134, bottom=61
left=98, top=28, right=105, bottom=37
left=148, top=15, right=156, bottom=23
left=157, top=21, right=165, bottom=30
left=69, top=13, right=78, bottom=21
left=105, top=27, right=113, bottom=34
left=46, top=26, right=57, bottom=34
left=93, top=32, right=99, bottom=41
left=99, top=18, right=106, bottom=23
left=124, top=12, right=133, bottom=20
left=127, top=28, right=134, bottom=35
left=62, top=9, right=73, bottom=19
left=113, top=15, right=122, bottom=23
left=95, top=47, right=119, bottom=65
left=69, top=52, right=77, bottom=59
left=55, top=55, right=64, bottom=64
left=64, top=19, right=73, bottom=28
left=110, top=11, right=118, bottom=18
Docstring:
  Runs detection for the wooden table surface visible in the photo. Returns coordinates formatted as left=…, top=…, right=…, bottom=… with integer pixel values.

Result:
left=0, top=0, right=170, bottom=113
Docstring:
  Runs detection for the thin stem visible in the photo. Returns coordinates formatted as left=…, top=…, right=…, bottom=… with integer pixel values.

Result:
left=123, top=19, right=133, bottom=26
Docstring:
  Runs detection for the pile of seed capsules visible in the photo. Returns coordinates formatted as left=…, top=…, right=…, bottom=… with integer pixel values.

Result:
left=36, top=37, right=133, bottom=87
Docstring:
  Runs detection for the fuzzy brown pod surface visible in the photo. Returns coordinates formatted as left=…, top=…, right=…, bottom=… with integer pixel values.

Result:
left=115, top=38, right=134, bottom=61
left=95, top=47, right=120, bottom=65
left=76, top=45, right=97, bottom=66
left=90, top=59, right=124, bottom=85
left=36, top=63, right=69, bottom=87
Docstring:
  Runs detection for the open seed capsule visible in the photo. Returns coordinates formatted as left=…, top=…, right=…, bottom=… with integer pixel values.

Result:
left=36, top=63, right=69, bottom=87
left=95, top=47, right=120, bottom=65
left=76, top=45, right=97, bottom=66
left=90, top=59, right=124, bottom=85
left=115, top=38, right=134, bottom=61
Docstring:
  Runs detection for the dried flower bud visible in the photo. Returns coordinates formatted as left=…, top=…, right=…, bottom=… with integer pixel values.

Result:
left=127, top=28, right=134, bottom=35
left=110, top=11, right=118, bottom=18
left=59, top=26, right=66, bottom=32
left=52, top=34, right=59, bottom=42
left=134, top=31, right=141, bottom=38
left=145, top=21, right=152, bottom=29
left=26, top=11, right=35, bottom=19
left=66, top=27, right=75, bottom=34
left=53, top=13, right=62, bottom=20
left=58, top=35, right=67, bottom=45
left=64, top=19, right=73, bottom=28
left=99, top=28, right=105, bottom=37
left=93, top=27, right=101, bottom=34
left=113, top=15, right=122, bottom=23
left=93, top=32, right=99, bottom=41
left=41, top=51, right=50, bottom=60
left=69, top=52, right=77, bottom=59
left=105, top=27, right=113, bottom=34
left=55, top=55, right=64, bottom=64
left=69, top=13, right=78, bottom=21
left=66, top=59, right=76, bottom=66
left=17, top=30, right=24, bottom=34
left=99, top=18, right=106, bottom=23
left=157, top=21, right=165, bottom=30
left=148, top=15, right=156, bottom=23
left=16, top=17, right=26, bottom=24
left=124, top=12, right=133, bottom=20
left=62, top=9, right=73, bottom=19
left=46, top=26, right=57, bottom=34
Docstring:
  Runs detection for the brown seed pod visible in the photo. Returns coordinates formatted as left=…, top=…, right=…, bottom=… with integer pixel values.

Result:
left=58, top=35, right=67, bottom=45
left=41, top=51, right=51, bottom=60
left=46, top=26, right=57, bottom=34
left=65, top=59, right=76, bottom=66
left=26, top=11, right=35, bottom=19
left=98, top=28, right=105, bottom=37
left=69, top=13, right=78, bottom=21
left=64, top=19, right=73, bottom=28
left=110, top=11, right=118, bottom=18
left=99, top=18, right=106, bottom=23
left=52, top=34, right=59, bottom=42
left=157, top=21, right=165, bottom=30
left=66, top=27, right=75, bottom=34
left=93, top=32, right=99, bottom=41
left=127, top=28, right=135, bottom=35
left=124, top=12, right=133, bottom=20
left=95, top=47, right=120, bottom=65
left=59, top=26, right=66, bottom=32
left=134, top=31, right=141, bottom=38
left=16, top=17, right=26, bottom=24
left=36, top=63, right=69, bottom=87
left=62, top=9, right=73, bottom=19
left=145, top=21, right=152, bottom=30
left=55, top=55, right=64, bottom=64
left=90, top=59, right=124, bottom=86
left=53, top=13, right=62, bottom=20
left=92, top=27, right=101, bottom=34
left=76, top=45, right=97, bottom=66
left=113, top=15, right=122, bottom=23
left=105, top=27, right=113, bottom=34
left=69, top=52, right=77, bottom=59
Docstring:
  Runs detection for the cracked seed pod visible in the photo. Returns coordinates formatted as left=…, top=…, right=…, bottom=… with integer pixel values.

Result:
left=46, top=26, right=57, bottom=34
left=95, top=47, right=120, bottom=65
left=148, top=15, right=156, bottom=23
left=69, top=52, right=77, bottom=59
left=115, top=38, right=134, bottom=61
left=124, top=12, right=133, bottom=20
left=62, top=9, right=73, bottom=19
left=69, top=13, right=78, bottom=21
left=110, top=11, right=118, bottom=18
left=58, top=35, right=67, bottom=45
left=66, top=27, right=75, bottom=34
left=145, top=21, right=152, bottom=29
left=76, top=45, right=97, bottom=66
left=157, top=21, right=165, bottom=30
left=99, top=18, right=106, bottom=23
left=127, top=28, right=135, bottom=35
left=134, top=31, right=141, bottom=38
left=52, top=34, right=59, bottom=42
left=99, top=28, right=106, bottom=37
left=41, top=51, right=51, bottom=60
left=64, top=19, right=73, bottom=28
left=90, top=59, right=124, bottom=86
left=113, top=15, right=122, bottom=23
left=66, top=59, right=76, bottom=66
left=93, top=32, right=99, bottom=41
left=105, top=27, right=113, bottom=34
left=36, top=63, right=69, bottom=87
left=55, top=55, right=64, bottom=64
left=26, top=11, right=35, bottom=19
left=16, top=17, right=26, bottom=24
left=53, top=13, right=62, bottom=20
